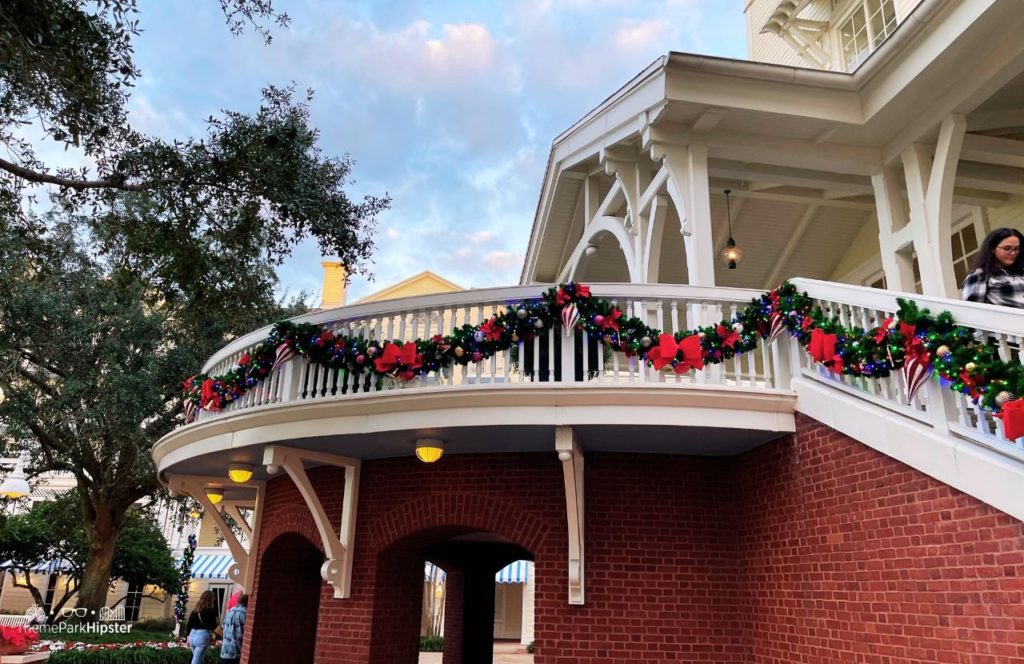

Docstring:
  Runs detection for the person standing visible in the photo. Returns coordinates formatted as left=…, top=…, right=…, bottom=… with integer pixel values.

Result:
left=219, top=593, right=249, bottom=664
left=187, top=590, right=220, bottom=664
left=962, top=227, right=1024, bottom=308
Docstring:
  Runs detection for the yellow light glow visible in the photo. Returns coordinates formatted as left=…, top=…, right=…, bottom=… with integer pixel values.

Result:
left=206, top=488, right=224, bottom=505
left=189, top=509, right=202, bottom=519
left=227, top=463, right=254, bottom=483
left=415, top=439, right=445, bottom=463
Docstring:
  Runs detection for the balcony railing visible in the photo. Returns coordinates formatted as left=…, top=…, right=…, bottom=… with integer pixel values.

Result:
left=792, top=278, right=1024, bottom=459
left=194, top=283, right=790, bottom=419
left=188, top=279, right=1024, bottom=460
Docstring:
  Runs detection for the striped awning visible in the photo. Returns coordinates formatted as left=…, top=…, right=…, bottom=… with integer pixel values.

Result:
left=0, top=559, right=70, bottom=574
left=189, top=554, right=234, bottom=580
left=425, top=560, right=530, bottom=584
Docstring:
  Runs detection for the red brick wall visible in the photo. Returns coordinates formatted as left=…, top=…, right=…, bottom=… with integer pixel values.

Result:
left=245, top=418, right=1024, bottom=664
left=733, top=414, right=1024, bottom=663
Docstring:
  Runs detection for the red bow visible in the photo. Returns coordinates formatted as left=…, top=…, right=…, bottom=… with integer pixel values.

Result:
left=802, top=316, right=814, bottom=331
left=200, top=379, right=221, bottom=411
left=316, top=330, right=333, bottom=347
left=555, top=287, right=569, bottom=305
left=602, top=308, right=622, bottom=331
left=809, top=329, right=843, bottom=372
left=997, top=399, right=1024, bottom=440
left=648, top=334, right=704, bottom=374
left=716, top=324, right=739, bottom=349
left=374, top=342, right=423, bottom=380
left=480, top=317, right=504, bottom=341
left=575, top=284, right=591, bottom=298
left=875, top=317, right=893, bottom=344
left=238, top=354, right=251, bottom=367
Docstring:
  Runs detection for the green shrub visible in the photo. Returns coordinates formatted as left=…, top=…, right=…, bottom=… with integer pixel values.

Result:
left=419, top=635, right=444, bottom=652
left=48, top=646, right=219, bottom=664
left=527, top=641, right=535, bottom=654
left=131, top=618, right=175, bottom=633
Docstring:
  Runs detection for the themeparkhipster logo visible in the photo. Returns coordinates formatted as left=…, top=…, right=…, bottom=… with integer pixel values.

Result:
left=25, top=605, right=134, bottom=634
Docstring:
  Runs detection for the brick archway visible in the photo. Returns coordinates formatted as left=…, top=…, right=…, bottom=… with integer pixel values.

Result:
left=365, top=494, right=546, bottom=664
left=247, top=532, right=323, bottom=664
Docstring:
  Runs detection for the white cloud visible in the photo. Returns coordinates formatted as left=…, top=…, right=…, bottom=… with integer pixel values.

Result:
left=614, top=20, right=673, bottom=53
left=483, top=251, right=525, bottom=269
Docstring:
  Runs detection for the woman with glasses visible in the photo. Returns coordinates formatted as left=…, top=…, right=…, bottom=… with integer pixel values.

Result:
left=962, top=227, right=1024, bottom=309
left=187, top=590, right=220, bottom=664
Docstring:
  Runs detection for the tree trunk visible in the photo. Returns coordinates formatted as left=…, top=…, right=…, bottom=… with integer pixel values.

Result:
left=76, top=499, right=123, bottom=620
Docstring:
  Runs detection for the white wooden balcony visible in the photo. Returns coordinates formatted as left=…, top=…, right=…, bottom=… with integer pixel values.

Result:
left=154, top=279, right=1024, bottom=521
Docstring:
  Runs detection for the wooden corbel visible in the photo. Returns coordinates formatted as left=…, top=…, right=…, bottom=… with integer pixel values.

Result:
left=263, top=445, right=361, bottom=599
left=167, top=474, right=262, bottom=591
left=555, top=426, right=584, bottom=605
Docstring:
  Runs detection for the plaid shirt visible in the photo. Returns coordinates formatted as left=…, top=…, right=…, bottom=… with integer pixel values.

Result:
left=219, top=605, right=247, bottom=659
left=962, top=268, right=1024, bottom=309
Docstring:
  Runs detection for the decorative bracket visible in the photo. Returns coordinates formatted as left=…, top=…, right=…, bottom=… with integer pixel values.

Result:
left=263, top=445, right=361, bottom=599
left=167, top=474, right=262, bottom=591
left=555, top=426, right=584, bottom=605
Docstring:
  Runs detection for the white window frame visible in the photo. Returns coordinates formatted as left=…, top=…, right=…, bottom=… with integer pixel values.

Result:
left=835, top=0, right=898, bottom=71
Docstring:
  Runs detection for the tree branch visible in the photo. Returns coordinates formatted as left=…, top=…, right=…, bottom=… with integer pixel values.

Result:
left=0, top=157, right=173, bottom=192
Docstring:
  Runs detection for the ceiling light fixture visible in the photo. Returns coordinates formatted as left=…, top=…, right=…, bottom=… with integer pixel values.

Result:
left=227, top=463, right=254, bottom=483
left=415, top=439, right=445, bottom=464
left=720, top=189, right=744, bottom=270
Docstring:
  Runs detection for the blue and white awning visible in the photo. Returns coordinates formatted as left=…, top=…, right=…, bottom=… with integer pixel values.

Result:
left=189, top=554, right=234, bottom=580
left=0, top=559, right=71, bottom=574
left=424, top=560, right=530, bottom=584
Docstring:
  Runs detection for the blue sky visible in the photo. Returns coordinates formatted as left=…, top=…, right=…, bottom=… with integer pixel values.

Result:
left=123, top=0, right=748, bottom=302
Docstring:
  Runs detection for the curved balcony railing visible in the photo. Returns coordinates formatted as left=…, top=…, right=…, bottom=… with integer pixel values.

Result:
left=186, top=279, right=1024, bottom=460
left=193, top=283, right=791, bottom=421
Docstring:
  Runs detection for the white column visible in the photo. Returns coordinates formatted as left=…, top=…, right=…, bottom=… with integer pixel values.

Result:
left=658, top=143, right=716, bottom=287
left=900, top=114, right=966, bottom=297
left=871, top=167, right=917, bottom=292
left=520, top=562, right=535, bottom=647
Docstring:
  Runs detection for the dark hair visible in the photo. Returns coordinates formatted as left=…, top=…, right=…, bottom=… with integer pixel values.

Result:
left=972, top=227, right=1024, bottom=277
left=237, top=593, right=249, bottom=607
left=194, top=590, right=217, bottom=614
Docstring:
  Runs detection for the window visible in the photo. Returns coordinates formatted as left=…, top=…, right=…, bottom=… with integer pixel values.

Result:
left=951, top=223, right=980, bottom=286
left=840, top=0, right=897, bottom=71
left=124, top=582, right=144, bottom=622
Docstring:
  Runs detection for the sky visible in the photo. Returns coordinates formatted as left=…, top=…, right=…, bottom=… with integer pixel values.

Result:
left=111, top=0, right=747, bottom=302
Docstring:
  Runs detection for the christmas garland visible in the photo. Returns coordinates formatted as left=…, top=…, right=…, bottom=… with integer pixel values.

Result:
left=173, top=534, right=197, bottom=633
left=182, top=282, right=1024, bottom=439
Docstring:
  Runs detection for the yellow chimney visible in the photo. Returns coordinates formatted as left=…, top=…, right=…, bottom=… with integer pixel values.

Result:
left=321, top=261, right=348, bottom=309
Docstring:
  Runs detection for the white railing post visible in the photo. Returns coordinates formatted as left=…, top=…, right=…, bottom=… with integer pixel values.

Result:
left=770, top=335, right=795, bottom=391
left=279, top=358, right=305, bottom=403
left=925, top=377, right=955, bottom=435
left=560, top=331, right=577, bottom=384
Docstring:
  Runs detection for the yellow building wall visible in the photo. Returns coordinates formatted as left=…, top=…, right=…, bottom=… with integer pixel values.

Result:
left=987, top=196, right=1024, bottom=234
left=830, top=219, right=881, bottom=282
left=353, top=272, right=463, bottom=305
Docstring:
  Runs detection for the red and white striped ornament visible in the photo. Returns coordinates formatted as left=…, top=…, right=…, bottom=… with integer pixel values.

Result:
left=561, top=303, right=580, bottom=336
left=902, top=354, right=932, bottom=403
left=184, top=399, right=197, bottom=423
left=272, top=342, right=295, bottom=372
left=766, top=311, right=785, bottom=344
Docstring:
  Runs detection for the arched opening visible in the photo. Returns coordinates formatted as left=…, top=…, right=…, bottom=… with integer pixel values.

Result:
left=367, top=526, right=534, bottom=664
left=572, top=228, right=633, bottom=283
left=248, top=532, right=323, bottom=664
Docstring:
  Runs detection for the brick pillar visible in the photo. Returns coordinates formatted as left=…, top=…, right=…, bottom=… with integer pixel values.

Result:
left=441, top=569, right=463, bottom=664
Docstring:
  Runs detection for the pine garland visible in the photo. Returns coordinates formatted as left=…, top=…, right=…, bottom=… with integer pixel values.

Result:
left=181, top=282, right=1024, bottom=436
left=173, top=534, right=197, bottom=632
